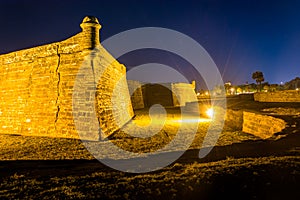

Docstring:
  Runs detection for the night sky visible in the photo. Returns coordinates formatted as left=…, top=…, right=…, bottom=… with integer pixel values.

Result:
left=1, top=0, right=300, bottom=88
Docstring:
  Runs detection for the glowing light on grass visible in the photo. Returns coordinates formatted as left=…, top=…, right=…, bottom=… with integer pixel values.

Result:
left=125, top=104, right=167, bottom=138
left=173, top=118, right=211, bottom=123
left=206, top=108, right=214, bottom=118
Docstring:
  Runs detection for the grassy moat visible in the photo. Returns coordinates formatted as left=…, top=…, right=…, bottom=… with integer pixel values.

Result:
left=1, top=98, right=300, bottom=199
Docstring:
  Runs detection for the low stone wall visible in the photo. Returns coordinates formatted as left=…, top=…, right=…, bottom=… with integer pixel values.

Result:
left=225, top=109, right=286, bottom=139
left=254, top=90, right=300, bottom=102
left=242, top=111, right=286, bottom=139
left=184, top=102, right=287, bottom=139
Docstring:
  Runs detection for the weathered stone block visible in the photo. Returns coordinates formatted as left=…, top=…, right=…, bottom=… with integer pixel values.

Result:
left=242, top=111, right=286, bottom=139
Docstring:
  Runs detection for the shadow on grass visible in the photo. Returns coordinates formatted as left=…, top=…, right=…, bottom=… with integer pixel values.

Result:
left=1, top=125, right=300, bottom=177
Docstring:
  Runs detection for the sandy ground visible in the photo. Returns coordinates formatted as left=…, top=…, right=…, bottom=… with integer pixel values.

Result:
left=0, top=108, right=259, bottom=161
left=1, top=97, right=300, bottom=199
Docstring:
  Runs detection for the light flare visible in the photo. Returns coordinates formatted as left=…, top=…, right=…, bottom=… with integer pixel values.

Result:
left=173, top=118, right=211, bottom=123
left=206, top=108, right=214, bottom=118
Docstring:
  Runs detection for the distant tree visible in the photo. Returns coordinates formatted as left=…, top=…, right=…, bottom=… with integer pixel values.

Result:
left=269, top=84, right=278, bottom=92
left=262, top=82, right=270, bottom=92
left=224, top=82, right=232, bottom=95
left=252, top=71, right=265, bottom=91
left=263, top=85, right=269, bottom=92
left=236, top=87, right=242, bottom=94
left=284, top=77, right=300, bottom=90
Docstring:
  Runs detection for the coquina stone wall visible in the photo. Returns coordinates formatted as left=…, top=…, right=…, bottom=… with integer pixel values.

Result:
left=0, top=16, right=134, bottom=140
left=225, top=109, right=286, bottom=138
left=225, top=109, right=243, bottom=130
left=254, top=90, right=300, bottom=102
left=179, top=101, right=287, bottom=139
left=127, top=81, right=197, bottom=109
left=171, top=82, right=197, bottom=107
left=127, top=80, right=144, bottom=110
left=242, top=111, right=286, bottom=139
left=224, top=109, right=286, bottom=139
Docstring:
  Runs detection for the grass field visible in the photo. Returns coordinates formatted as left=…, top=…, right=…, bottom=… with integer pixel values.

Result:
left=1, top=99, right=300, bottom=199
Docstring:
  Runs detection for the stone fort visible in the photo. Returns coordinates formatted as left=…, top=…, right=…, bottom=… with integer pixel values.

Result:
left=0, top=16, right=196, bottom=140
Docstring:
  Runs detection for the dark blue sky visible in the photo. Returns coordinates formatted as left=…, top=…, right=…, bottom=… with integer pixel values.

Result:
left=1, top=0, right=300, bottom=87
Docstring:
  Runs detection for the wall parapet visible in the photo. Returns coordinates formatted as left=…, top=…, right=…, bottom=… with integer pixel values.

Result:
left=0, top=16, right=101, bottom=66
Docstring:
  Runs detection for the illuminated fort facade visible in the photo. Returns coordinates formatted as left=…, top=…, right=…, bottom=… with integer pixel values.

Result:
left=0, top=16, right=134, bottom=140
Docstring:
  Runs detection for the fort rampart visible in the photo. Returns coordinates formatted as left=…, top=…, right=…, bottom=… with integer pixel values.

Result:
left=0, top=16, right=134, bottom=140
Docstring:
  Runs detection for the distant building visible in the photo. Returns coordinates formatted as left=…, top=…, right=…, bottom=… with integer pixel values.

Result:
left=127, top=80, right=197, bottom=109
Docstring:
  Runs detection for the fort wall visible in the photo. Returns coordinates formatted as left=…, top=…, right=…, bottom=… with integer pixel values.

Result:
left=171, top=82, right=197, bottom=106
left=254, top=90, right=300, bottom=102
left=127, top=81, right=197, bottom=109
left=0, top=16, right=134, bottom=140
left=127, top=80, right=144, bottom=110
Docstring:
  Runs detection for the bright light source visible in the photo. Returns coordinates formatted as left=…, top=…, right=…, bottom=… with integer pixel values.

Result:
left=173, top=118, right=211, bottom=123
left=206, top=108, right=214, bottom=118
left=296, top=88, right=299, bottom=91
